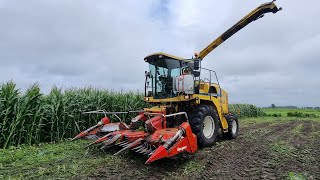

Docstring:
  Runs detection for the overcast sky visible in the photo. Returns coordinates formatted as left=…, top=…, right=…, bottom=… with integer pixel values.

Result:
left=0, top=0, right=319, bottom=107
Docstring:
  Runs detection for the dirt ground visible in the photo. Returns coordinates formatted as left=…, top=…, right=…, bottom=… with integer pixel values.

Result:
left=75, top=119, right=320, bottom=180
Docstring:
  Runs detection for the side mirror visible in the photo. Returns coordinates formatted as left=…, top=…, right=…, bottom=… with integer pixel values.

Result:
left=194, top=60, right=200, bottom=70
left=145, top=71, right=150, bottom=78
left=193, top=71, right=200, bottom=77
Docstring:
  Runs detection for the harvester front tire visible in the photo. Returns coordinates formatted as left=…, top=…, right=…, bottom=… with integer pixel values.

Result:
left=189, top=105, right=219, bottom=148
left=224, top=113, right=239, bottom=139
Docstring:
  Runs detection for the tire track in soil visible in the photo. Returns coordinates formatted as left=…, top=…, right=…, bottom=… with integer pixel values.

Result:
left=300, top=121, right=320, bottom=178
left=312, top=122, right=320, bottom=177
left=189, top=121, right=308, bottom=180
left=273, top=120, right=320, bottom=179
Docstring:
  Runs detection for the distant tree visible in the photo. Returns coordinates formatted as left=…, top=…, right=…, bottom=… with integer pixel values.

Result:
left=271, top=104, right=276, bottom=108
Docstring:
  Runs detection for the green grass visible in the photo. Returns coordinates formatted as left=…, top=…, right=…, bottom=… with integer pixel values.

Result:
left=182, top=160, right=205, bottom=175
left=263, top=108, right=320, bottom=117
left=288, top=172, right=307, bottom=180
left=0, top=140, right=121, bottom=179
left=239, top=116, right=317, bottom=126
left=0, top=139, right=206, bottom=179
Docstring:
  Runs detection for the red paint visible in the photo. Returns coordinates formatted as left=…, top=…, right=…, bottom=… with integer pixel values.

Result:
left=122, top=131, right=149, bottom=142
left=150, top=128, right=179, bottom=142
left=101, top=117, right=110, bottom=124
left=145, top=146, right=168, bottom=164
left=145, top=115, right=164, bottom=132
left=145, top=122, right=198, bottom=163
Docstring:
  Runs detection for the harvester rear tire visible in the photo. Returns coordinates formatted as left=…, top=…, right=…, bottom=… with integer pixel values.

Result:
left=224, top=113, right=239, bottom=139
left=189, top=105, right=219, bottom=148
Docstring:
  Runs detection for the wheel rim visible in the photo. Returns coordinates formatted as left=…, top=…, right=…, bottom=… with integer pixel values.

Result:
left=203, top=116, right=215, bottom=138
left=232, top=120, right=237, bottom=134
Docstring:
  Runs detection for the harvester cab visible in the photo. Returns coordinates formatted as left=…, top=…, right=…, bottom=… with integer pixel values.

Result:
left=144, top=53, right=200, bottom=99
left=73, top=1, right=281, bottom=164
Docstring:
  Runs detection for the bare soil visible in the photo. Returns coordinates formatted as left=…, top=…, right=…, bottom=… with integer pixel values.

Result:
left=75, top=120, right=320, bottom=180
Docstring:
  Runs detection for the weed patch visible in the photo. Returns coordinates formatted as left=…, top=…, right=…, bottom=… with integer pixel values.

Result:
left=271, top=141, right=296, bottom=156
left=182, top=160, right=205, bottom=175
left=292, top=124, right=304, bottom=136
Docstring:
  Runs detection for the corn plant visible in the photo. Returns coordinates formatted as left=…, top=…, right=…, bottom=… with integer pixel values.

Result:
left=0, top=82, right=145, bottom=148
left=229, top=104, right=265, bottom=118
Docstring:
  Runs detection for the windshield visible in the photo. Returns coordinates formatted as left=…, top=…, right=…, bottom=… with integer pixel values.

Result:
left=146, top=58, right=187, bottom=99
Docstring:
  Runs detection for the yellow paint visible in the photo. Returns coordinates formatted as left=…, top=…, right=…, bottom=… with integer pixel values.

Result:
left=144, top=106, right=167, bottom=113
left=144, top=52, right=183, bottom=61
left=197, top=1, right=279, bottom=60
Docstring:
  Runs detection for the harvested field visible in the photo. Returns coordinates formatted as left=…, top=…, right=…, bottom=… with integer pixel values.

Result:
left=78, top=118, right=320, bottom=180
left=1, top=117, right=319, bottom=179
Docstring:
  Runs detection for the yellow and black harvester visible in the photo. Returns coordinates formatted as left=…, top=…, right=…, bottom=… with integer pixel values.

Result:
left=73, top=1, right=281, bottom=164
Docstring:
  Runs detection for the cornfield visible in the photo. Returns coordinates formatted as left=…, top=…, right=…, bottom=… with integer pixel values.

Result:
left=0, top=82, right=264, bottom=148
left=0, top=82, right=145, bottom=148
left=229, top=104, right=265, bottom=118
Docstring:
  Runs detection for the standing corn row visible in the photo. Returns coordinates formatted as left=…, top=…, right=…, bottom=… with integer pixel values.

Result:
left=229, top=104, right=265, bottom=118
left=0, top=82, right=145, bottom=148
